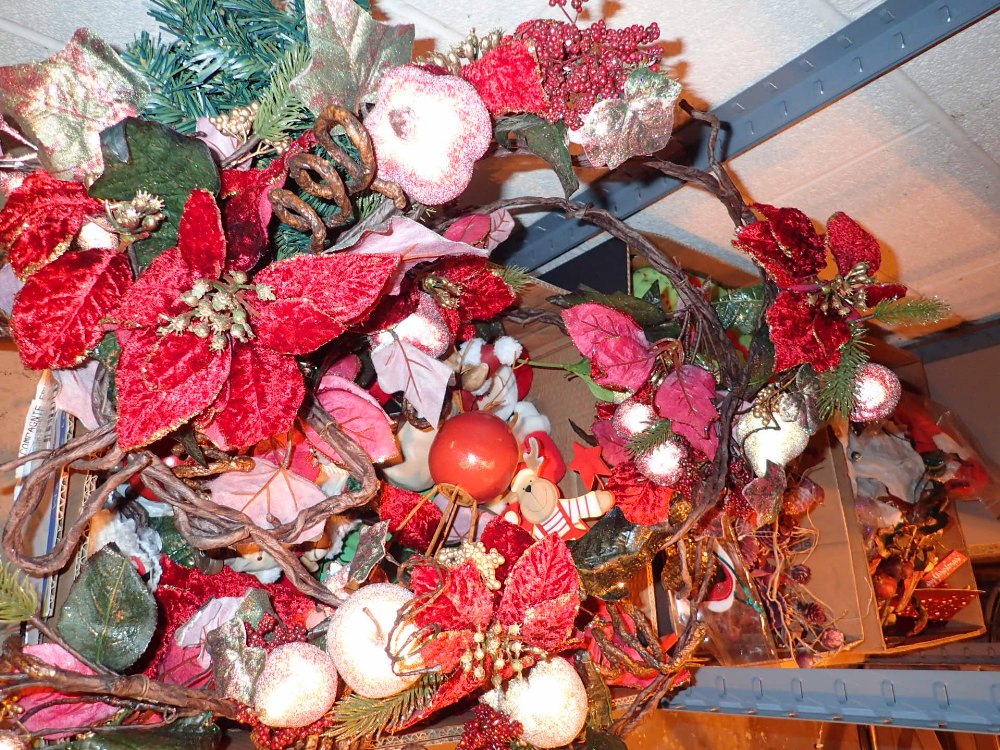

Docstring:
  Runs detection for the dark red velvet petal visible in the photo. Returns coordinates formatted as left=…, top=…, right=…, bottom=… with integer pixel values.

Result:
left=480, top=516, right=534, bottom=587
left=116, top=328, right=230, bottom=449
left=409, top=561, right=495, bottom=632
left=176, top=188, right=226, bottom=280
left=379, top=484, right=443, bottom=551
left=766, top=290, right=851, bottom=373
left=249, top=298, right=345, bottom=355
left=10, top=249, right=132, bottom=369
left=826, top=211, right=881, bottom=274
left=433, top=256, right=518, bottom=324
left=253, top=252, right=400, bottom=321
left=416, top=630, right=475, bottom=675
left=496, top=535, right=579, bottom=650
left=220, top=133, right=314, bottom=272
left=461, top=39, right=549, bottom=116
left=109, top=247, right=194, bottom=327
left=734, top=205, right=826, bottom=285
left=863, top=282, right=907, bottom=307
left=198, top=342, right=305, bottom=450
left=0, top=170, right=103, bottom=278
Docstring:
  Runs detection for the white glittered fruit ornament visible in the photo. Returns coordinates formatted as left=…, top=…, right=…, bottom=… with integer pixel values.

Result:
left=253, top=642, right=338, bottom=728
left=326, top=583, right=420, bottom=698
left=481, top=658, right=588, bottom=748
left=734, top=397, right=810, bottom=477
left=849, top=363, right=901, bottom=422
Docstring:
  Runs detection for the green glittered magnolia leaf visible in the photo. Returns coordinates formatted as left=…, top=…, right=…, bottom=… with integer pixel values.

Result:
left=548, top=287, right=667, bottom=327
left=0, top=29, right=149, bottom=179
left=576, top=67, right=681, bottom=170
left=88, top=118, right=220, bottom=269
left=56, top=546, right=157, bottom=671
left=68, top=713, right=220, bottom=750
left=571, top=507, right=660, bottom=600
left=495, top=114, right=578, bottom=197
left=348, top=519, right=391, bottom=584
left=713, top=284, right=766, bottom=335
left=205, top=616, right=268, bottom=705
left=291, top=0, right=414, bottom=114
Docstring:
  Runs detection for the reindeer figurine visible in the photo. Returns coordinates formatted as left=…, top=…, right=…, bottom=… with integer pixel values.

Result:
left=502, top=436, right=615, bottom=540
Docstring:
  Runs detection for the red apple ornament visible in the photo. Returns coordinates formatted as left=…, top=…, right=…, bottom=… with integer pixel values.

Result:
left=429, top=411, right=520, bottom=502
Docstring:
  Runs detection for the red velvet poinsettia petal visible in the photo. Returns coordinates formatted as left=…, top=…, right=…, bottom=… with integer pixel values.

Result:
left=766, top=290, right=851, bottom=373
left=432, top=256, right=518, bottom=324
left=417, top=629, right=476, bottom=675
left=11, top=248, right=132, bottom=369
left=863, top=282, right=907, bottom=307
left=220, top=133, right=314, bottom=272
left=379, top=484, right=443, bottom=550
left=409, top=560, right=495, bottom=632
left=248, top=253, right=399, bottom=353
left=606, top=461, right=674, bottom=526
left=826, top=211, right=881, bottom=274
left=176, top=188, right=227, bottom=279
left=496, top=535, right=579, bottom=650
left=480, top=516, right=534, bottom=586
left=461, top=39, right=549, bottom=116
left=395, top=670, right=484, bottom=732
left=0, top=170, right=103, bottom=278
left=116, top=328, right=231, bottom=449
left=198, top=342, right=305, bottom=450
left=734, top=205, right=826, bottom=285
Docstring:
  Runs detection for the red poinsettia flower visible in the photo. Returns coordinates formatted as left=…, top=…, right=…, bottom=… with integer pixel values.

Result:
left=734, top=205, right=906, bottom=372
left=110, top=189, right=399, bottom=450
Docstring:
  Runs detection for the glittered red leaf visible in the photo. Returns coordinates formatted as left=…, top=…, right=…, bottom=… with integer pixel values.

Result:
left=197, top=342, right=305, bottom=450
left=11, top=248, right=132, bottom=369
left=417, top=630, right=476, bottom=675
left=206, top=458, right=327, bottom=543
left=592, top=334, right=655, bottom=391
left=220, top=133, right=314, bottom=271
left=409, top=561, right=495, bottom=632
left=345, top=215, right=488, bottom=294
left=115, top=328, right=230, bottom=449
left=606, top=461, right=673, bottom=526
left=496, top=535, right=579, bottom=650
left=442, top=209, right=515, bottom=250
left=654, top=365, right=719, bottom=458
left=0, top=171, right=103, bottom=278
left=248, top=253, right=398, bottom=355
left=378, top=484, right=442, bottom=550
left=826, top=211, right=881, bottom=275
left=563, top=302, right=647, bottom=358
left=462, top=39, right=548, bottom=116
left=315, top=373, right=399, bottom=463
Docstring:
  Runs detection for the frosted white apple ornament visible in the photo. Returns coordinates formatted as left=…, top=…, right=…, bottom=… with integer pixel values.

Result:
left=253, top=642, right=338, bottom=728
left=326, top=583, right=420, bottom=698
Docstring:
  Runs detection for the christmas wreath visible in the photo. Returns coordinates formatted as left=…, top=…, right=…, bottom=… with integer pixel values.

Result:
left=0, top=0, right=954, bottom=748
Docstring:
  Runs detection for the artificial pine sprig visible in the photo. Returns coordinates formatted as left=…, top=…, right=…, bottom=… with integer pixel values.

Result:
left=252, top=43, right=312, bottom=143
left=868, top=296, right=950, bottom=327
left=494, top=265, right=535, bottom=293
left=0, top=559, right=38, bottom=624
left=329, top=673, right=444, bottom=741
left=628, top=418, right=675, bottom=458
left=817, top=323, right=871, bottom=419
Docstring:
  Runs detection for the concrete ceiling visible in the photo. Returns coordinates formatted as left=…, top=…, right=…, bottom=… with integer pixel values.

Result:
left=1, top=0, right=997, bottom=339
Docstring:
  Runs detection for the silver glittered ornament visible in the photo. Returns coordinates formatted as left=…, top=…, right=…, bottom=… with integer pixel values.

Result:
left=735, top=393, right=811, bottom=477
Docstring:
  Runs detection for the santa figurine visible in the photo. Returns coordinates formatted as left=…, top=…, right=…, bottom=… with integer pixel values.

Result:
left=502, top=434, right=614, bottom=540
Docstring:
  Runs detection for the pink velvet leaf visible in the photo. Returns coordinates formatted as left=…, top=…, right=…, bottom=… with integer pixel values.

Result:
left=315, top=373, right=399, bottom=464
left=370, top=336, right=452, bottom=428
left=563, top=302, right=647, bottom=358
left=654, top=364, right=720, bottom=458
left=206, top=458, right=327, bottom=543
left=591, top=334, right=655, bottom=391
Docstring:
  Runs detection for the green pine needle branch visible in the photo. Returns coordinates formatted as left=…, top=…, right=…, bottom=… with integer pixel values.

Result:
left=817, top=323, right=871, bottom=419
left=0, top=560, right=38, bottom=624
left=329, top=673, right=444, bottom=741
left=628, top=418, right=675, bottom=458
left=252, top=43, right=311, bottom=142
left=493, top=264, right=536, bottom=293
left=868, top=296, right=951, bottom=327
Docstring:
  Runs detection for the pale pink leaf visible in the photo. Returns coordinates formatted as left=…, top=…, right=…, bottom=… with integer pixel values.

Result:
left=175, top=595, right=247, bottom=668
left=315, top=374, right=399, bottom=463
left=253, top=428, right=320, bottom=481
left=20, top=643, right=117, bottom=738
left=654, top=364, right=720, bottom=458
left=321, top=352, right=362, bottom=382
left=206, top=458, right=327, bottom=543
left=370, top=337, right=452, bottom=428
left=562, top=302, right=647, bottom=357
left=341, top=215, right=488, bottom=294
left=53, top=359, right=100, bottom=430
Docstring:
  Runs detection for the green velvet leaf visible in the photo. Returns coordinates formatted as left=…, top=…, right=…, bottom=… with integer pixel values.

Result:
left=56, top=546, right=157, bottom=671
left=88, top=118, right=221, bottom=269
left=548, top=287, right=667, bottom=327
left=68, top=713, right=220, bottom=749
left=495, top=114, right=578, bottom=197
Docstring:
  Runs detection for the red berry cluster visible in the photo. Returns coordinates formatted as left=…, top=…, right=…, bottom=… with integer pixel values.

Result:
left=515, top=18, right=662, bottom=129
left=548, top=0, right=588, bottom=12
left=456, top=704, right=524, bottom=750
left=237, top=705, right=337, bottom=750
left=244, top=614, right=308, bottom=652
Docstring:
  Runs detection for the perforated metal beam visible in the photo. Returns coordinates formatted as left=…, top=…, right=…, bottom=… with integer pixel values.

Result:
left=496, top=0, right=1000, bottom=271
left=667, top=666, right=1000, bottom=733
